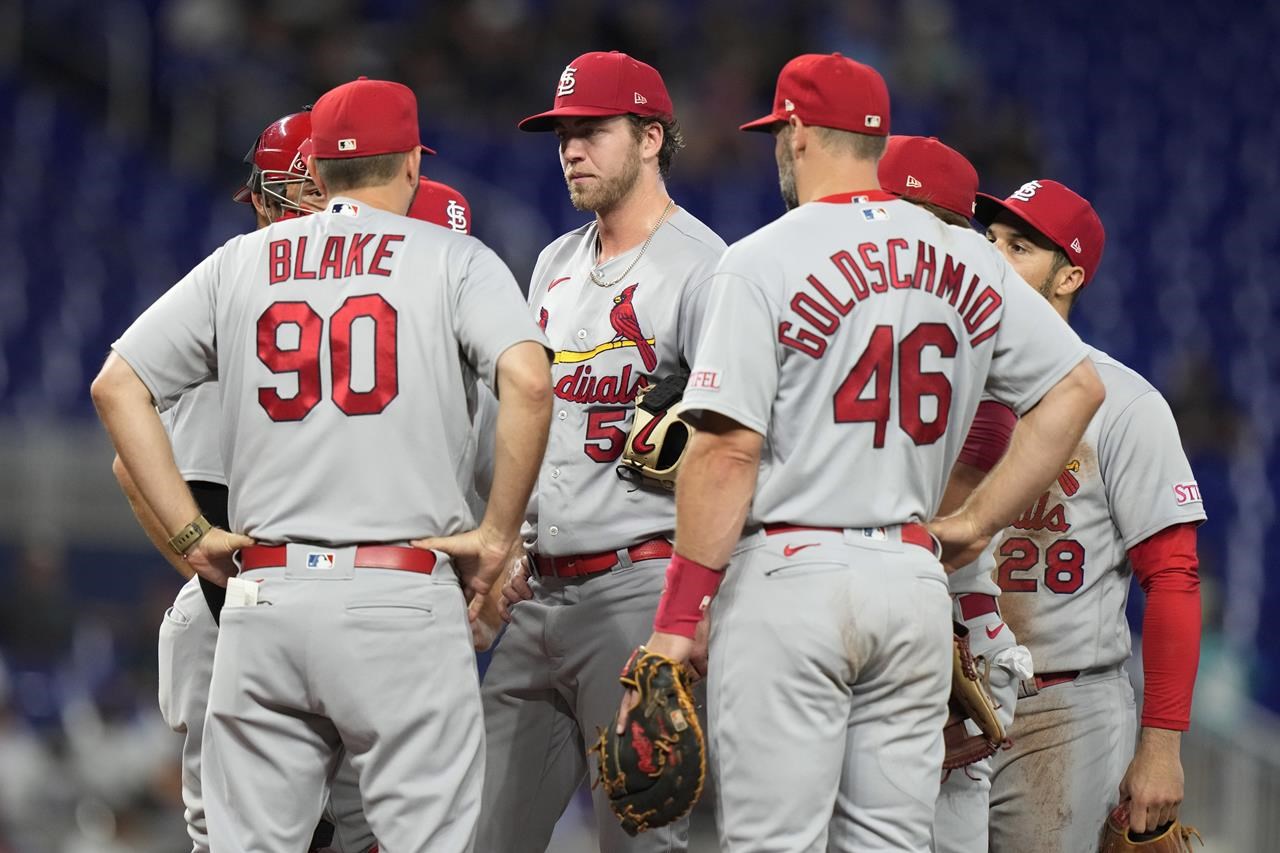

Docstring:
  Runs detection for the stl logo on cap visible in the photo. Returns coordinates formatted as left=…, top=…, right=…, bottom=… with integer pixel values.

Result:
left=1010, top=180, right=1043, bottom=202
left=557, top=65, right=578, bottom=97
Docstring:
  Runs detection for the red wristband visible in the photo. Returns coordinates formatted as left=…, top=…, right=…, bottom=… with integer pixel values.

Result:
left=652, top=553, right=725, bottom=638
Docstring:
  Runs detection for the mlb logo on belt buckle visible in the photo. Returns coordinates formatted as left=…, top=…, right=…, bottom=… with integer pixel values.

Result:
left=306, top=552, right=336, bottom=570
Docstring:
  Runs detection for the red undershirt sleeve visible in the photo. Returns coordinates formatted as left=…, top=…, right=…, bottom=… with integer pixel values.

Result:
left=957, top=400, right=1017, bottom=473
left=1128, top=522, right=1201, bottom=730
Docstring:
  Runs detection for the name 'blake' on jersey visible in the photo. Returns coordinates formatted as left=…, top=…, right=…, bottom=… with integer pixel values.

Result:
left=112, top=196, right=545, bottom=547
left=680, top=194, right=1088, bottom=531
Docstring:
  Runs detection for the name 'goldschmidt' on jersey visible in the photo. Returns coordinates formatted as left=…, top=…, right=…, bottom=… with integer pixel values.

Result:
left=681, top=193, right=1089, bottom=530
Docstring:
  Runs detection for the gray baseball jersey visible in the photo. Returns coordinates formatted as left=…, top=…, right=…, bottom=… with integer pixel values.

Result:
left=161, top=382, right=224, bottom=484
left=993, top=347, right=1206, bottom=673
left=113, top=197, right=545, bottom=545
left=527, top=207, right=724, bottom=554
left=680, top=194, right=1089, bottom=527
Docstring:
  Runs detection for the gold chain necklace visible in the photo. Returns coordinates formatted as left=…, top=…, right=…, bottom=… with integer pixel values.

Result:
left=588, top=199, right=674, bottom=288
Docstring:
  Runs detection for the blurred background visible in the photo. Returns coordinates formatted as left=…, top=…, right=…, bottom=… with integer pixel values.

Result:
left=0, top=0, right=1277, bottom=850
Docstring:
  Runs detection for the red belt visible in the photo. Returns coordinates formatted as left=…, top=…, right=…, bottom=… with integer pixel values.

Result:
left=1034, top=670, right=1080, bottom=690
left=957, top=593, right=1000, bottom=620
left=532, top=538, right=673, bottom=579
left=764, top=522, right=938, bottom=555
left=239, top=544, right=437, bottom=574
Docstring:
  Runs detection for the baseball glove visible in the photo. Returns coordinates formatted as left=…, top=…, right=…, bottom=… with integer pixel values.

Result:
left=943, top=623, right=1011, bottom=771
left=592, top=647, right=706, bottom=835
left=616, top=372, right=692, bottom=491
left=1098, top=802, right=1203, bottom=851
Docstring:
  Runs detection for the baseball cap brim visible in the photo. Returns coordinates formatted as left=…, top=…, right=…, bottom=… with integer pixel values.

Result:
left=518, top=105, right=636, bottom=132
left=739, top=112, right=785, bottom=132
left=973, top=193, right=1063, bottom=252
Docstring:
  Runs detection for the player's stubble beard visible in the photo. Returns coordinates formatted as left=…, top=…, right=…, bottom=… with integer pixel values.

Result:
left=567, top=142, right=643, bottom=214
left=776, top=140, right=799, bottom=211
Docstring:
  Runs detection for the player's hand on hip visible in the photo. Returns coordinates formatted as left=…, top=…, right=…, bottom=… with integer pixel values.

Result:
left=185, top=529, right=255, bottom=588
left=927, top=512, right=988, bottom=572
left=615, top=631, right=695, bottom=734
left=498, top=555, right=533, bottom=622
left=412, top=524, right=514, bottom=600
left=1119, top=728, right=1184, bottom=833
left=468, top=593, right=503, bottom=652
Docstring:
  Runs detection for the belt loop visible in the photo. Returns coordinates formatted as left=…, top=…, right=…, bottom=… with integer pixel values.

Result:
left=612, top=548, right=634, bottom=572
left=1018, top=677, right=1040, bottom=700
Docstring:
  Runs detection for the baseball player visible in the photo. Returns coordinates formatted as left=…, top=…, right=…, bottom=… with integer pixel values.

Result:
left=92, top=77, right=550, bottom=851
left=110, top=108, right=319, bottom=853
left=615, top=53, right=1105, bottom=852
left=976, top=180, right=1205, bottom=850
left=879, top=135, right=1030, bottom=853
left=444, top=50, right=725, bottom=853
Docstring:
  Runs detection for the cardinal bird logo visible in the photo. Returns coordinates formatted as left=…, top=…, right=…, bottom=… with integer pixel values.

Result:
left=609, top=284, right=657, bottom=371
left=1057, top=459, right=1082, bottom=497
left=538, top=307, right=549, bottom=331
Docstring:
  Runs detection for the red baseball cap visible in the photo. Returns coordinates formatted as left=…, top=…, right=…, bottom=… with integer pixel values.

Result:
left=741, top=53, right=889, bottom=136
left=309, top=77, right=435, bottom=159
left=974, top=180, right=1106, bottom=283
left=878, top=136, right=978, bottom=219
left=518, top=51, right=673, bottom=132
left=407, top=177, right=472, bottom=234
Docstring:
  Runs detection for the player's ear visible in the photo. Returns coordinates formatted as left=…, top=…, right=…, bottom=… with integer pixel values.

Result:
left=1054, top=265, right=1087, bottom=301
left=789, top=116, right=808, bottom=156
left=308, top=156, right=328, bottom=199
left=250, top=191, right=270, bottom=226
left=406, top=148, right=422, bottom=185
left=641, top=119, right=663, bottom=162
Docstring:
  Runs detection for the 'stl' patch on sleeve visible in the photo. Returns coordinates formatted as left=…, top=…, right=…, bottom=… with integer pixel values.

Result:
left=1172, top=481, right=1202, bottom=506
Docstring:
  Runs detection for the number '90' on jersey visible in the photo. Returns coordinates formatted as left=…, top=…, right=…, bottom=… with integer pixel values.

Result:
left=680, top=194, right=1089, bottom=529
left=113, top=197, right=546, bottom=546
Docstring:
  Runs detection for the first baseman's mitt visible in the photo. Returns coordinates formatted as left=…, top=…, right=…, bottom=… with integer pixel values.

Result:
left=616, top=372, right=692, bottom=491
left=592, top=647, right=706, bottom=835
left=1098, top=802, right=1203, bottom=852
left=944, top=623, right=1011, bottom=771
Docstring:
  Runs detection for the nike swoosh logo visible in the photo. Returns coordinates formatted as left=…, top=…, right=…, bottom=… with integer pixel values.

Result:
left=986, top=623, right=1006, bottom=640
left=630, top=412, right=662, bottom=454
left=548, top=276, right=571, bottom=291
left=783, top=543, right=819, bottom=557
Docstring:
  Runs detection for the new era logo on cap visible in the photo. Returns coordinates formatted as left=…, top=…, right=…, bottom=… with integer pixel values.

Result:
left=338, top=138, right=357, bottom=151
left=634, top=92, right=647, bottom=104
left=1071, top=237, right=1083, bottom=253
left=906, top=174, right=923, bottom=189
left=784, top=98, right=796, bottom=111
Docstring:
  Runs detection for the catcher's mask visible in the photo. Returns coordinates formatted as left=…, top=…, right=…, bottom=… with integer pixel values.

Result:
left=234, top=107, right=318, bottom=220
